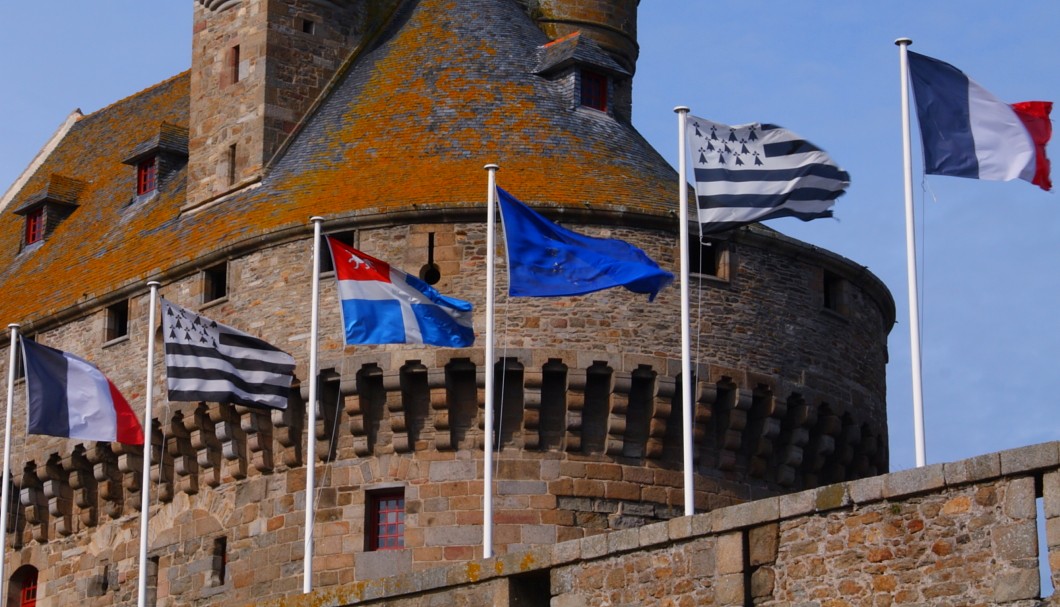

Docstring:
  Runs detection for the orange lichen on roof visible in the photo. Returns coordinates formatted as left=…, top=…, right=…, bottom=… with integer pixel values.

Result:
left=0, top=0, right=678, bottom=328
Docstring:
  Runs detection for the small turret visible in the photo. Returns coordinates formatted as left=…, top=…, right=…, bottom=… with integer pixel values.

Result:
left=521, top=0, right=639, bottom=119
left=188, top=0, right=370, bottom=207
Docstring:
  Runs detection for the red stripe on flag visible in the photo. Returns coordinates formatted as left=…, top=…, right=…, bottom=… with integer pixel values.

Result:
left=327, top=237, right=392, bottom=283
left=1012, top=100, right=1053, bottom=191
left=110, top=380, right=144, bottom=445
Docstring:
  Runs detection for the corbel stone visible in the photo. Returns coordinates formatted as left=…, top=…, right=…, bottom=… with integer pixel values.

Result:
left=351, top=363, right=384, bottom=457
left=68, top=444, right=98, bottom=528
left=620, top=364, right=658, bottom=460
left=440, top=358, right=477, bottom=451
left=395, top=360, right=431, bottom=453
left=192, top=403, right=222, bottom=488
left=564, top=367, right=588, bottom=453
left=742, top=387, right=783, bottom=478
left=647, top=374, right=675, bottom=461
left=169, top=411, right=199, bottom=495
left=608, top=372, right=632, bottom=457
left=315, top=371, right=342, bottom=462
left=89, top=442, right=123, bottom=519
left=241, top=407, right=274, bottom=473
left=774, top=394, right=813, bottom=487
left=803, top=404, right=841, bottom=486
left=112, top=442, right=143, bottom=512
left=17, top=460, right=46, bottom=542
left=44, top=453, right=73, bottom=536
left=150, top=420, right=175, bottom=503
left=211, top=403, right=248, bottom=480
left=714, top=380, right=751, bottom=471
left=272, top=385, right=304, bottom=467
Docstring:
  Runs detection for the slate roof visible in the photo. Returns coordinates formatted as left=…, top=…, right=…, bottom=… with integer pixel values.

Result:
left=0, top=0, right=679, bottom=328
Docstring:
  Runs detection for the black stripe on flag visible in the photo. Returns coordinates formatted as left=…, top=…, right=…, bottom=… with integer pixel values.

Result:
left=162, top=299, right=294, bottom=410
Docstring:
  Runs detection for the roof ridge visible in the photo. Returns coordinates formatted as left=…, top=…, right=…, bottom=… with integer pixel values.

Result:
left=79, top=70, right=191, bottom=124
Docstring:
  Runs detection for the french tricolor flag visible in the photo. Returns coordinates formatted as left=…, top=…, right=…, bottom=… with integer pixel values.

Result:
left=908, top=51, right=1051, bottom=191
left=327, top=237, right=474, bottom=347
left=22, top=339, right=144, bottom=445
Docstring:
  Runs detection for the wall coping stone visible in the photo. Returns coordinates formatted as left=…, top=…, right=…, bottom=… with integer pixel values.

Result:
left=258, top=441, right=1060, bottom=607
left=943, top=451, right=1002, bottom=486
left=777, top=487, right=816, bottom=519
left=1000, top=442, right=1060, bottom=476
left=882, top=462, right=945, bottom=498
left=847, top=475, right=883, bottom=504
left=712, top=496, right=780, bottom=532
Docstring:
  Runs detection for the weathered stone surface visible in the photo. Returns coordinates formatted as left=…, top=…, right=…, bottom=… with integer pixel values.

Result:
left=943, top=452, right=1001, bottom=486
left=1000, top=442, right=1060, bottom=475
left=716, top=531, right=743, bottom=575
left=882, top=463, right=945, bottom=498
left=993, top=568, right=1040, bottom=602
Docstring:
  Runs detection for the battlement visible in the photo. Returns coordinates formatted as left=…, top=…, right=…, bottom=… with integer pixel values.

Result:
left=5, top=348, right=886, bottom=551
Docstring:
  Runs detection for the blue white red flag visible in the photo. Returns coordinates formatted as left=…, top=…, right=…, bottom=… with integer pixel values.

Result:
left=685, top=116, right=850, bottom=235
left=497, top=188, right=673, bottom=300
left=21, top=339, right=144, bottom=445
left=327, top=237, right=474, bottom=347
left=908, top=51, right=1052, bottom=191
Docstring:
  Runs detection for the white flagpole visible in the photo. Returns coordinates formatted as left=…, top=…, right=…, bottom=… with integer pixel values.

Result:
left=304, top=216, right=323, bottom=592
left=138, top=281, right=160, bottom=607
left=0, top=323, right=20, bottom=601
left=483, top=164, right=498, bottom=558
left=896, top=38, right=927, bottom=467
left=674, top=107, right=695, bottom=516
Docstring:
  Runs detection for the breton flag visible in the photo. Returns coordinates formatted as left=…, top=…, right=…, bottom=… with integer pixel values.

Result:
left=686, top=115, right=850, bottom=235
left=327, top=237, right=474, bottom=347
left=497, top=188, right=673, bottom=300
left=162, top=299, right=295, bottom=410
left=908, top=51, right=1052, bottom=191
left=21, top=339, right=144, bottom=445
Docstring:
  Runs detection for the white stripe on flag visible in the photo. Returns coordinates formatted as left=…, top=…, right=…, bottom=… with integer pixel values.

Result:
left=967, top=79, right=1035, bottom=181
left=64, top=352, right=118, bottom=442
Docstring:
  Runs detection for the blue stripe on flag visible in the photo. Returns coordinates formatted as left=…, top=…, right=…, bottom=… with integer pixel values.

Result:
left=341, top=298, right=409, bottom=344
left=908, top=51, right=979, bottom=178
left=23, top=340, right=72, bottom=438
left=412, top=303, right=475, bottom=348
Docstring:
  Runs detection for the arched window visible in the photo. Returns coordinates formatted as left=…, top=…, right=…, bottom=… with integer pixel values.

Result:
left=8, top=565, right=38, bottom=607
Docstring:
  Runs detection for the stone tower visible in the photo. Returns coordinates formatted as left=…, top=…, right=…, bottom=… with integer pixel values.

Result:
left=188, top=0, right=395, bottom=206
left=521, top=0, right=640, bottom=121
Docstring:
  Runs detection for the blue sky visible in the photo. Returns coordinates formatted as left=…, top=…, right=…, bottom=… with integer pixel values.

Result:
left=1, top=2, right=1058, bottom=472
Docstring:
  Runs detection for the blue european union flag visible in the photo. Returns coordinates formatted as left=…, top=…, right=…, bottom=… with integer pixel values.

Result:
left=497, top=188, right=673, bottom=300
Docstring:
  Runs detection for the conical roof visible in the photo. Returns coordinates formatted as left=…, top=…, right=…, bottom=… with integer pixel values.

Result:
left=0, top=0, right=679, bottom=326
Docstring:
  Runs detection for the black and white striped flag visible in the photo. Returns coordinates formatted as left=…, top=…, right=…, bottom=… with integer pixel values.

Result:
left=162, top=299, right=295, bottom=410
left=686, top=115, right=850, bottom=235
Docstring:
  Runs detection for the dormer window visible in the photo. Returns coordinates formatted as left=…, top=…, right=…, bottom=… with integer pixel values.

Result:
left=533, top=33, right=627, bottom=117
left=123, top=122, right=188, bottom=200
left=137, top=156, right=158, bottom=195
left=580, top=70, right=608, bottom=112
left=12, top=174, right=83, bottom=250
left=24, top=208, right=43, bottom=245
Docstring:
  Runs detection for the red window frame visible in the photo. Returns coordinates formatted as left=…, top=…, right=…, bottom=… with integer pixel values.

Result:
left=368, top=491, right=405, bottom=551
left=18, top=568, right=37, bottom=607
left=580, top=70, right=608, bottom=112
left=24, top=208, right=43, bottom=245
left=137, top=157, right=158, bottom=195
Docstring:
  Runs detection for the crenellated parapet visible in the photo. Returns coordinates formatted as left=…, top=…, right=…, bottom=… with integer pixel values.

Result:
left=3, top=349, right=885, bottom=550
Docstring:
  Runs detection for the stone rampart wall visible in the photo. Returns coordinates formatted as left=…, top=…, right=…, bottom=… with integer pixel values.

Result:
left=266, top=441, right=1060, bottom=607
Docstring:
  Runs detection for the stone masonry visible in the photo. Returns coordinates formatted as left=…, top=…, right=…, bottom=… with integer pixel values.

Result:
left=263, top=441, right=1060, bottom=607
